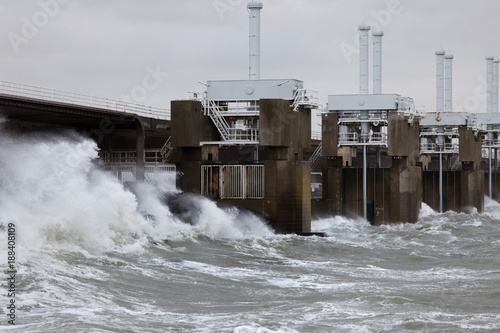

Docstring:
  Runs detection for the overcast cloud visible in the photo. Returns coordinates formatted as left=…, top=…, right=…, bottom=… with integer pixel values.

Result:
left=1, top=0, right=500, bottom=115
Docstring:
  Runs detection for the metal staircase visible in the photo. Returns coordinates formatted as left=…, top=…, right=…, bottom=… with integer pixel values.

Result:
left=309, top=142, right=323, bottom=169
left=451, top=157, right=462, bottom=171
left=291, top=89, right=319, bottom=112
left=160, top=136, right=176, bottom=162
left=204, top=99, right=230, bottom=141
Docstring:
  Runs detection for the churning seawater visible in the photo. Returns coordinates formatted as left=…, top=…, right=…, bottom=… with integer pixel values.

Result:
left=1, top=125, right=500, bottom=333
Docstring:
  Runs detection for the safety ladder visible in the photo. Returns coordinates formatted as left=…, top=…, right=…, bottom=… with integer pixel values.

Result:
left=309, top=142, right=323, bottom=169
left=204, top=99, right=230, bottom=141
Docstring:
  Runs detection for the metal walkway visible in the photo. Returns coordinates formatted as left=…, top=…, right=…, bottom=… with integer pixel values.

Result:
left=0, top=81, right=170, bottom=120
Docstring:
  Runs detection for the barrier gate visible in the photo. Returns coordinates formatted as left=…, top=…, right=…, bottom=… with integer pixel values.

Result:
left=201, top=165, right=264, bottom=199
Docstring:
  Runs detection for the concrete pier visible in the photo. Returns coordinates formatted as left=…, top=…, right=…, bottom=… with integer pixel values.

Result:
left=319, top=99, right=422, bottom=225
left=170, top=97, right=313, bottom=234
left=421, top=121, right=484, bottom=213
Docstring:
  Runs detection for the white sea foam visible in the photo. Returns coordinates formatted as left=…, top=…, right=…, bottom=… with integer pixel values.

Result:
left=3, top=126, right=500, bottom=333
left=0, top=129, right=272, bottom=261
left=234, top=326, right=301, bottom=333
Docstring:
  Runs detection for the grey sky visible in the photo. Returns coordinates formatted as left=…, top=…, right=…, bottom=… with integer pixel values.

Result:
left=1, top=0, right=499, bottom=116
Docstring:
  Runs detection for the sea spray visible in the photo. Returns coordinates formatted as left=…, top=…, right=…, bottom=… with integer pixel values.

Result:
left=0, top=127, right=273, bottom=259
left=0, top=129, right=145, bottom=255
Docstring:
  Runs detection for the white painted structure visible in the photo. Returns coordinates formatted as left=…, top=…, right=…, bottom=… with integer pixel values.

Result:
left=435, top=51, right=446, bottom=114
left=248, top=1, right=263, bottom=80
left=373, top=31, right=384, bottom=95
left=359, top=25, right=370, bottom=95
left=494, top=59, right=499, bottom=113
left=327, top=27, right=421, bottom=219
left=445, top=54, right=454, bottom=113
left=200, top=1, right=318, bottom=146
left=207, top=79, right=302, bottom=102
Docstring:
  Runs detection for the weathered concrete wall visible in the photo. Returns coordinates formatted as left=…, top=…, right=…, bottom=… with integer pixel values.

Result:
left=423, top=170, right=460, bottom=212
left=483, top=171, right=500, bottom=200
left=264, top=160, right=311, bottom=233
left=388, top=113, right=420, bottom=166
left=388, top=113, right=408, bottom=157
left=341, top=167, right=393, bottom=224
left=202, top=145, right=219, bottom=161
left=177, top=160, right=202, bottom=195
left=337, top=161, right=420, bottom=224
left=317, top=111, right=423, bottom=224
left=135, top=119, right=145, bottom=181
left=373, top=168, right=391, bottom=225
left=259, top=99, right=292, bottom=147
left=171, top=100, right=218, bottom=147
left=390, top=162, right=421, bottom=223
left=259, top=99, right=311, bottom=161
left=423, top=168, right=484, bottom=213
left=321, top=158, right=344, bottom=217
left=459, top=127, right=482, bottom=165
left=294, top=105, right=312, bottom=151
left=461, top=167, right=484, bottom=213
left=321, top=113, right=338, bottom=157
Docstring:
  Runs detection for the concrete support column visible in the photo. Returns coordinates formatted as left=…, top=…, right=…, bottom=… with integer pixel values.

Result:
left=461, top=164, right=484, bottom=213
left=135, top=118, right=145, bottom=182
left=322, top=157, right=343, bottom=217
left=458, top=127, right=484, bottom=212
left=390, top=158, right=421, bottom=223
left=178, top=159, right=202, bottom=194
left=372, top=168, right=390, bottom=226
left=264, top=160, right=311, bottom=234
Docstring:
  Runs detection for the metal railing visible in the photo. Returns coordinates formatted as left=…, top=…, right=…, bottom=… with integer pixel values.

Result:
left=204, top=99, right=231, bottom=140
left=201, top=165, right=220, bottom=199
left=420, top=126, right=459, bottom=137
left=309, top=142, right=323, bottom=169
left=204, top=99, right=260, bottom=143
left=228, top=128, right=259, bottom=142
left=201, top=164, right=264, bottom=200
left=368, top=132, right=387, bottom=144
left=338, top=132, right=387, bottom=147
left=160, top=137, right=176, bottom=161
left=420, top=143, right=459, bottom=154
left=338, top=111, right=360, bottom=123
left=398, top=96, right=425, bottom=121
left=443, top=127, right=459, bottom=136
left=100, top=149, right=169, bottom=165
left=0, top=81, right=170, bottom=120
left=420, top=127, right=438, bottom=136
left=291, top=89, right=319, bottom=111
left=369, top=110, right=388, bottom=121
left=245, top=165, right=265, bottom=199
left=451, top=157, right=462, bottom=171
left=338, top=110, right=388, bottom=124
left=311, top=131, right=322, bottom=140
left=103, top=163, right=176, bottom=185
left=339, top=132, right=358, bottom=145
left=482, top=139, right=500, bottom=148
left=221, top=165, right=245, bottom=199
left=216, top=101, right=260, bottom=116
